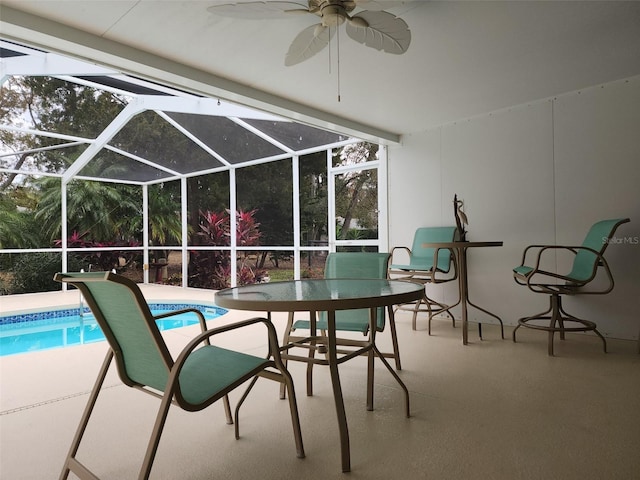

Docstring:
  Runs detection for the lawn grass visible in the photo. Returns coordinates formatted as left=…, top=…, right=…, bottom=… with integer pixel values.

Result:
left=268, top=269, right=294, bottom=281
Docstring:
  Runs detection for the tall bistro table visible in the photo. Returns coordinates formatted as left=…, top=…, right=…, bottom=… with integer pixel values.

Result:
left=421, top=241, right=505, bottom=345
left=215, top=278, right=424, bottom=473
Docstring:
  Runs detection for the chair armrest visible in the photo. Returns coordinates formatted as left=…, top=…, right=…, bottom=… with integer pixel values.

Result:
left=518, top=244, right=551, bottom=268
left=415, top=243, right=457, bottom=276
left=170, top=317, right=284, bottom=378
left=154, top=308, right=207, bottom=328
left=154, top=308, right=205, bottom=321
left=515, top=245, right=613, bottom=293
left=154, top=308, right=209, bottom=343
left=388, top=246, right=421, bottom=274
left=432, top=246, right=453, bottom=273
left=389, top=243, right=457, bottom=282
left=516, top=244, right=580, bottom=281
left=389, top=246, right=411, bottom=263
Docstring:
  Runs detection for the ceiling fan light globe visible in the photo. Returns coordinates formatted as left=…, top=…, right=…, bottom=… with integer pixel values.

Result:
left=321, top=5, right=347, bottom=27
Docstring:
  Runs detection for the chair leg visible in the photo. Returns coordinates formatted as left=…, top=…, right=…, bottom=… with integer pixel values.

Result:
left=139, top=391, right=175, bottom=480
left=426, top=280, right=462, bottom=334
left=280, top=367, right=306, bottom=459
left=548, top=295, right=564, bottom=355
left=404, top=287, right=456, bottom=333
left=424, top=297, right=433, bottom=334
left=555, top=299, right=566, bottom=341
left=411, top=297, right=423, bottom=331
left=234, top=373, right=305, bottom=459
left=306, top=332, right=319, bottom=397
left=556, top=297, right=607, bottom=353
left=59, top=351, right=113, bottom=480
left=223, top=395, right=233, bottom=424
left=234, top=376, right=260, bottom=439
left=512, top=300, right=553, bottom=343
left=426, top=301, right=446, bottom=335
left=281, top=311, right=318, bottom=397
left=516, top=294, right=607, bottom=355
left=424, top=294, right=456, bottom=335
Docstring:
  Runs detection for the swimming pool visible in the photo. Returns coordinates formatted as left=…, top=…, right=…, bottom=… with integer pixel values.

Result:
left=0, top=303, right=227, bottom=357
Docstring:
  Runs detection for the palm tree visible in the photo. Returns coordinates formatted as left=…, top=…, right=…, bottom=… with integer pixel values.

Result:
left=148, top=182, right=184, bottom=260
left=0, top=203, right=38, bottom=248
left=34, top=177, right=141, bottom=243
left=0, top=189, right=43, bottom=248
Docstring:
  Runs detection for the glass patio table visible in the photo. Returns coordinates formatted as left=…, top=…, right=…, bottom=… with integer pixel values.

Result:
left=215, top=278, right=424, bottom=473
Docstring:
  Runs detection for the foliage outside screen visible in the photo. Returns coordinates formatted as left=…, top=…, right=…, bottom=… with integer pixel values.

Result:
left=1, top=76, right=380, bottom=292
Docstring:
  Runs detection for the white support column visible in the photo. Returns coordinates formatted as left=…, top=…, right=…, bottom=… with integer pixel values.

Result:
left=327, top=148, right=336, bottom=253
left=142, top=184, right=149, bottom=283
left=181, top=177, right=188, bottom=288
left=60, top=181, right=68, bottom=290
left=378, top=144, right=389, bottom=253
left=229, top=168, right=237, bottom=287
left=292, top=155, right=301, bottom=280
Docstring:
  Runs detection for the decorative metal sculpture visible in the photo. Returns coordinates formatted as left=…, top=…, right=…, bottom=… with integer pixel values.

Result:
left=453, top=194, right=468, bottom=241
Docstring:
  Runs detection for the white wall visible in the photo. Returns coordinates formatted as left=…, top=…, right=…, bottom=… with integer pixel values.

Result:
left=388, top=76, right=640, bottom=340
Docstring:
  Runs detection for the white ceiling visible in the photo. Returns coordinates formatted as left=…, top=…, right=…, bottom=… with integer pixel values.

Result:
left=2, top=1, right=640, bottom=143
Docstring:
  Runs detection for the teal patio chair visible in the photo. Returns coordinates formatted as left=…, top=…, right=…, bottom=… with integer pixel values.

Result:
left=55, top=271, right=304, bottom=480
left=512, top=218, right=630, bottom=355
left=282, top=252, right=399, bottom=397
left=388, top=226, right=460, bottom=332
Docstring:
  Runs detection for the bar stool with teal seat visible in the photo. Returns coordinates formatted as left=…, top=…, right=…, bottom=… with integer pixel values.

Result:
left=512, top=218, right=630, bottom=355
left=388, top=226, right=460, bottom=332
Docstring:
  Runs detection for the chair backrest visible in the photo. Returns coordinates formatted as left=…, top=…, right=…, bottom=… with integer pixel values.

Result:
left=567, top=218, right=630, bottom=282
left=410, top=226, right=458, bottom=273
left=323, top=252, right=390, bottom=331
left=54, top=271, right=172, bottom=392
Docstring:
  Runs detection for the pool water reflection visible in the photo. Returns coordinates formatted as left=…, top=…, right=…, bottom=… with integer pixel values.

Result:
left=0, top=304, right=227, bottom=356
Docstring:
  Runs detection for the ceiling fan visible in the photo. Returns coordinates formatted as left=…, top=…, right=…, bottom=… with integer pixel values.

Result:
left=207, top=1, right=412, bottom=66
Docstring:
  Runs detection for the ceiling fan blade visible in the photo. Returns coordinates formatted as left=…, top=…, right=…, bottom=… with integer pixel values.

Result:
left=345, top=10, right=411, bottom=54
left=207, top=1, right=310, bottom=19
left=351, top=0, right=412, bottom=11
left=285, top=24, right=335, bottom=66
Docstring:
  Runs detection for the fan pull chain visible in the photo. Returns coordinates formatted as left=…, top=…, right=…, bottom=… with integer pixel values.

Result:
left=328, top=26, right=333, bottom=75
left=336, top=23, right=341, bottom=102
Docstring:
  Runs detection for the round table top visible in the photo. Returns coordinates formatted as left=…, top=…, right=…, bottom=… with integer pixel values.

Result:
left=215, top=278, right=424, bottom=312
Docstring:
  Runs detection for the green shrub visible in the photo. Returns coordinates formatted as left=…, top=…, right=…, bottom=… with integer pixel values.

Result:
left=8, top=253, right=86, bottom=294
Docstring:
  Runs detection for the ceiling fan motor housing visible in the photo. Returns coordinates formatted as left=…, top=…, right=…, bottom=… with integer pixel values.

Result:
left=312, top=0, right=356, bottom=27
left=322, top=5, right=346, bottom=26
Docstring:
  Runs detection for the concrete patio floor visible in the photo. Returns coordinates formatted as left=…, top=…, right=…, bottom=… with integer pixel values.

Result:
left=1, top=285, right=639, bottom=479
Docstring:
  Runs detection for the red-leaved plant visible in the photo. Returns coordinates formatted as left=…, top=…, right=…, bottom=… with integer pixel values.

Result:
left=189, top=209, right=266, bottom=289
left=54, top=230, right=141, bottom=271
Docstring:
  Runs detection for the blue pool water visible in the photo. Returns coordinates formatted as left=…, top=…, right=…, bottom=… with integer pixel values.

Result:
left=0, top=303, right=227, bottom=357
